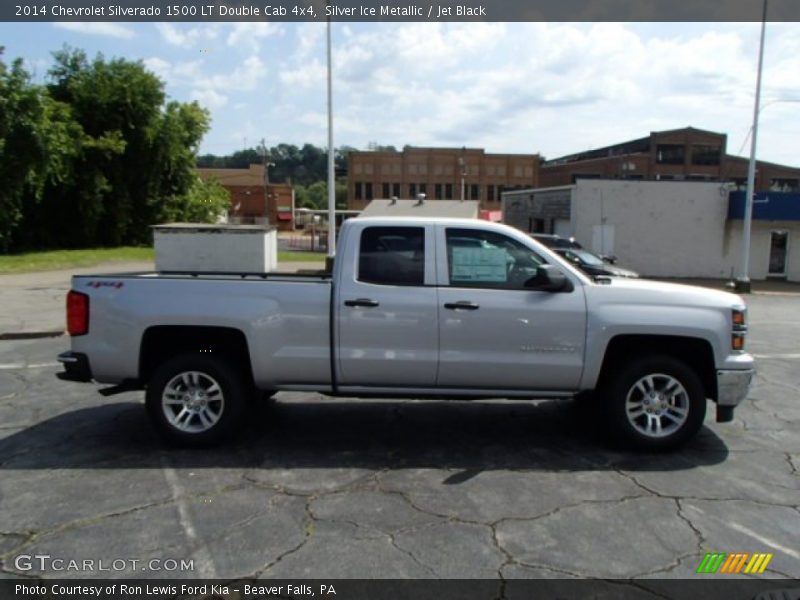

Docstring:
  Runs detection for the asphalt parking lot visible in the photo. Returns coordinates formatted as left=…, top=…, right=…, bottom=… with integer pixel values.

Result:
left=0, top=293, right=798, bottom=582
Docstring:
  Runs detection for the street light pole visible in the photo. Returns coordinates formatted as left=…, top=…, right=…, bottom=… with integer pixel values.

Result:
left=736, top=0, right=768, bottom=293
left=326, top=7, right=336, bottom=266
left=458, top=156, right=466, bottom=201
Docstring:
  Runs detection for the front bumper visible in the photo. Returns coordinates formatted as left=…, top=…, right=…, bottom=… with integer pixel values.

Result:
left=56, top=351, right=93, bottom=382
left=717, top=368, right=755, bottom=407
left=715, top=368, right=755, bottom=423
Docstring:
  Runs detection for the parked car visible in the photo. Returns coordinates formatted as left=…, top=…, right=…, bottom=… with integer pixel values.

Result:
left=58, top=217, right=753, bottom=450
left=554, top=248, right=640, bottom=278
left=532, top=234, right=619, bottom=263
left=531, top=233, right=583, bottom=250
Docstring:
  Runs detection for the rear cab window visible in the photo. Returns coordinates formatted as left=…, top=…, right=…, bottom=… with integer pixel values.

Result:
left=358, top=226, right=425, bottom=286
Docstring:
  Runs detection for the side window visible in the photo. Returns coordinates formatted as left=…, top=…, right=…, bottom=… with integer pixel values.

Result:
left=358, top=227, right=425, bottom=286
left=446, top=228, right=545, bottom=289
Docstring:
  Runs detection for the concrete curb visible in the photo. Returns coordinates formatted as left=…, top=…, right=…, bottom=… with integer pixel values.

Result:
left=0, top=330, right=65, bottom=341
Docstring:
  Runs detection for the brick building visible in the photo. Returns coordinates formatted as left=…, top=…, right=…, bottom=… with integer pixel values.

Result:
left=540, top=127, right=800, bottom=192
left=196, top=164, right=295, bottom=230
left=347, top=147, right=540, bottom=211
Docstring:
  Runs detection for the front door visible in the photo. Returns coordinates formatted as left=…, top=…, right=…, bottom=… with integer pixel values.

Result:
left=436, top=225, right=586, bottom=391
left=336, top=224, right=439, bottom=387
left=768, top=230, right=789, bottom=277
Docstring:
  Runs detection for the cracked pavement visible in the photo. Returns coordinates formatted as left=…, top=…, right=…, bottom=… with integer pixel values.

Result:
left=0, top=293, right=798, bottom=581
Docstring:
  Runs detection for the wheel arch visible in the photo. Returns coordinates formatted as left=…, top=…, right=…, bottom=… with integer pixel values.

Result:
left=139, top=325, right=254, bottom=386
left=597, top=334, right=717, bottom=401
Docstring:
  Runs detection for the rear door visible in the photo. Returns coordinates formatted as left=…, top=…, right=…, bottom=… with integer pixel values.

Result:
left=435, top=224, right=586, bottom=391
left=336, top=223, right=439, bottom=387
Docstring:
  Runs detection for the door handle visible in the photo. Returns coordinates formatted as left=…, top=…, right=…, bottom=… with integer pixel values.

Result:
left=344, top=298, right=380, bottom=308
left=444, top=301, right=480, bottom=311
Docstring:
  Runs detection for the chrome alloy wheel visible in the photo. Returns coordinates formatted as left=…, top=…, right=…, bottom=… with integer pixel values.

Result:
left=162, top=371, right=225, bottom=433
left=625, top=373, right=690, bottom=438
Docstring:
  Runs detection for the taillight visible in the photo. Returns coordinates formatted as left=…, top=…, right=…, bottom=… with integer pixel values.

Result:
left=66, top=291, right=89, bottom=336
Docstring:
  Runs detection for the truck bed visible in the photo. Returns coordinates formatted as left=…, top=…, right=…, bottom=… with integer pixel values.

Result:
left=70, top=270, right=334, bottom=389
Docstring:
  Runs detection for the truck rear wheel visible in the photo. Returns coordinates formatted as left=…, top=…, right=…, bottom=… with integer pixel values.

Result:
left=146, top=353, right=248, bottom=447
left=604, top=355, right=706, bottom=451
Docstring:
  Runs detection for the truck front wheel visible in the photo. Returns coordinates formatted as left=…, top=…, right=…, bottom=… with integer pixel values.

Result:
left=146, top=353, right=248, bottom=446
left=604, top=355, right=706, bottom=451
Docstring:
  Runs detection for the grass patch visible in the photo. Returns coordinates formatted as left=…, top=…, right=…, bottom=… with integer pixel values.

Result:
left=277, top=251, right=326, bottom=263
left=0, top=247, right=325, bottom=274
left=0, top=247, right=155, bottom=274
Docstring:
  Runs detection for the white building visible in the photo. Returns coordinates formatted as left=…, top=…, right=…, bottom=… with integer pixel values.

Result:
left=502, top=179, right=799, bottom=281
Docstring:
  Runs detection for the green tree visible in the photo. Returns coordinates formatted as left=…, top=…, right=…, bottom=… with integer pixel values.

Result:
left=0, top=51, right=48, bottom=250
left=0, top=49, right=86, bottom=251
left=21, top=47, right=212, bottom=248
left=162, top=175, right=229, bottom=223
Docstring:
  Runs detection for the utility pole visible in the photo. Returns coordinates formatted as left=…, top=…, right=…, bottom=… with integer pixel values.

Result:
left=458, top=155, right=466, bottom=201
left=260, top=138, right=269, bottom=225
left=325, top=6, right=336, bottom=267
left=736, top=0, right=768, bottom=294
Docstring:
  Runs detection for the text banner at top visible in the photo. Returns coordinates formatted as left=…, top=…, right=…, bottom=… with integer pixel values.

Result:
left=4, top=0, right=800, bottom=22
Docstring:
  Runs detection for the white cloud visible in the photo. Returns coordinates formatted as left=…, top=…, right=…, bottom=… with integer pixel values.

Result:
left=175, top=22, right=799, bottom=166
left=142, top=57, right=203, bottom=85
left=302, top=22, right=775, bottom=160
left=142, top=57, right=171, bottom=79
left=53, top=22, right=135, bottom=39
left=226, top=23, right=282, bottom=53
left=191, top=88, right=228, bottom=109
left=279, top=59, right=326, bottom=88
left=197, top=55, right=266, bottom=92
left=155, top=23, right=219, bottom=48
left=295, top=23, right=325, bottom=61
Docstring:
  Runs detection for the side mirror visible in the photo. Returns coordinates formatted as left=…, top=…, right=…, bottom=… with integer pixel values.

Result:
left=525, top=265, right=572, bottom=292
left=601, top=254, right=617, bottom=264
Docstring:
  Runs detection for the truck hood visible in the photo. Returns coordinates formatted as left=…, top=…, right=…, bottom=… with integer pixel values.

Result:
left=591, top=277, right=746, bottom=309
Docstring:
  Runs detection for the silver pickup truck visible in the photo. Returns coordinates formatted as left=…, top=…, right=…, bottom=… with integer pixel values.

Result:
left=57, top=217, right=754, bottom=450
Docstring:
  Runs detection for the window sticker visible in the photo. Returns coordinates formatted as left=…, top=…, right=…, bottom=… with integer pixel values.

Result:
left=451, top=247, right=507, bottom=282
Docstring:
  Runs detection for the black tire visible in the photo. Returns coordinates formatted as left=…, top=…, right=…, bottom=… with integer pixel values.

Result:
left=603, top=355, right=706, bottom=451
left=146, top=353, right=249, bottom=447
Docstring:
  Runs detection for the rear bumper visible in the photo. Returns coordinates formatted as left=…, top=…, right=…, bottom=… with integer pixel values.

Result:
left=56, top=351, right=93, bottom=382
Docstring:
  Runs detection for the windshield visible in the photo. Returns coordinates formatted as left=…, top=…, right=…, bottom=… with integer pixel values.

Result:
left=565, top=249, right=605, bottom=266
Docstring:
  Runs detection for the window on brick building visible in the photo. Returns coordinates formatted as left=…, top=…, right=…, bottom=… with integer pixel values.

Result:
left=656, top=144, right=686, bottom=165
left=691, top=145, right=721, bottom=166
left=770, top=178, right=799, bottom=192
left=445, top=184, right=453, bottom=199
left=382, top=183, right=390, bottom=198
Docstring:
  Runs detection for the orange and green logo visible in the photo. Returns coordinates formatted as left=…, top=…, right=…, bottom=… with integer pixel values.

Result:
left=696, top=552, right=773, bottom=574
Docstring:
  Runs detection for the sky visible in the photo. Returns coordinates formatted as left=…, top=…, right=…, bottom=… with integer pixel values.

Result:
left=1, top=21, right=799, bottom=165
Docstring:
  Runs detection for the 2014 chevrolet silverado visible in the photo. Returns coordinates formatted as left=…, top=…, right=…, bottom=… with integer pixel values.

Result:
left=57, top=217, right=755, bottom=450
